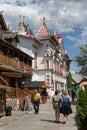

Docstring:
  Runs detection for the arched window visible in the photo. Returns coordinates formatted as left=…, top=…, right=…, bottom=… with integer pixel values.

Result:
left=34, top=52, right=37, bottom=68
left=46, top=60, right=49, bottom=69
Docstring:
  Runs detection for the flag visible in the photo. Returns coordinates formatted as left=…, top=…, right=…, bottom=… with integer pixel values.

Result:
left=0, top=11, right=4, bottom=15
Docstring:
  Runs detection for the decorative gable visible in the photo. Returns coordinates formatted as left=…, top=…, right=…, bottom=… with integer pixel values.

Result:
left=17, top=20, right=33, bottom=38
left=35, top=17, right=50, bottom=37
left=54, top=34, right=63, bottom=45
left=0, top=12, right=8, bottom=30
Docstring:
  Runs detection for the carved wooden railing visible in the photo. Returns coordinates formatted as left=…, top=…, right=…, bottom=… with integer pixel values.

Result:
left=16, top=88, right=27, bottom=109
left=6, top=87, right=34, bottom=109
left=23, top=87, right=34, bottom=95
left=23, top=87, right=34, bottom=102
left=0, top=54, right=32, bottom=75
left=6, top=87, right=26, bottom=109
left=6, top=87, right=34, bottom=99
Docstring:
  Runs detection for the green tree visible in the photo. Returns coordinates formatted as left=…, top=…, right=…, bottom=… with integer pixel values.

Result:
left=75, top=44, right=87, bottom=76
left=67, top=74, right=73, bottom=90
left=75, top=89, right=87, bottom=130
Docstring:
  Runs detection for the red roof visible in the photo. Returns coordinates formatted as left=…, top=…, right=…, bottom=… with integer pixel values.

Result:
left=17, top=21, right=33, bottom=38
left=35, top=18, right=50, bottom=37
left=25, top=30, right=33, bottom=38
left=55, top=34, right=62, bottom=38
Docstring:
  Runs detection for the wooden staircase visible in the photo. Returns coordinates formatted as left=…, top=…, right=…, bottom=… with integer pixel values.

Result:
left=0, top=76, right=34, bottom=111
left=6, top=87, right=34, bottom=110
left=23, top=87, right=34, bottom=102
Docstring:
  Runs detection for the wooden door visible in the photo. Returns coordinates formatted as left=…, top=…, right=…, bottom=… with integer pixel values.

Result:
left=0, top=89, right=6, bottom=117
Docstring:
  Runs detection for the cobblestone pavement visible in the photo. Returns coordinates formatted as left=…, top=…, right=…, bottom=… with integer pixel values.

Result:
left=0, top=99, right=77, bottom=130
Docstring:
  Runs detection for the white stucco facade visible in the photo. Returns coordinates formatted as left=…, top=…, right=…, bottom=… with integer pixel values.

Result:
left=16, top=20, right=70, bottom=97
left=17, top=35, right=67, bottom=96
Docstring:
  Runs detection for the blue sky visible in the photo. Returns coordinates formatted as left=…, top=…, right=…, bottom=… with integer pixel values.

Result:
left=0, top=0, right=87, bottom=74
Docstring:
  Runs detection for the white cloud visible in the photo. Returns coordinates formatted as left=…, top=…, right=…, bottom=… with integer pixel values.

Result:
left=0, top=0, right=87, bottom=27
left=1, top=0, right=87, bottom=73
left=70, top=70, right=76, bottom=75
left=1, top=0, right=87, bottom=45
left=66, top=36, right=76, bottom=42
left=1, top=0, right=87, bottom=42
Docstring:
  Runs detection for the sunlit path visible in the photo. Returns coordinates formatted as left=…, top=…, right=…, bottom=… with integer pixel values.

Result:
left=0, top=98, right=77, bottom=130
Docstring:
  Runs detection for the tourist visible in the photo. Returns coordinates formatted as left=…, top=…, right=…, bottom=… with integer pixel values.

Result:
left=33, top=89, right=42, bottom=114
left=60, top=89, right=72, bottom=124
left=71, top=89, right=76, bottom=102
left=52, top=90, right=62, bottom=123
left=24, top=94, right=33, bottom=113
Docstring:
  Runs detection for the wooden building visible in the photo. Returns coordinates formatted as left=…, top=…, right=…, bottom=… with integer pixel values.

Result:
left=0, top=14, right=33, bottom=114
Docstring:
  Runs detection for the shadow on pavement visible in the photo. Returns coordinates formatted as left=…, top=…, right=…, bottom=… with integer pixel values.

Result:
left=41, top=119, right=56, bottom=123
left=41, top=119, right=62, bottom=124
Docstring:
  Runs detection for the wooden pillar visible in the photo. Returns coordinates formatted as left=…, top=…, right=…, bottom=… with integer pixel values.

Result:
left=15, top=78, right=18, bottom=98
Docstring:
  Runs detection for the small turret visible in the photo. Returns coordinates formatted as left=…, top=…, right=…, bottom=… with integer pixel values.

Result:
left=35, top=17, right=50, bottom=37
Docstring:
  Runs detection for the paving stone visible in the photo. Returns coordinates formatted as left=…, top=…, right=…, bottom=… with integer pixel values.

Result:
left=0, top=99, right=77, bottom=130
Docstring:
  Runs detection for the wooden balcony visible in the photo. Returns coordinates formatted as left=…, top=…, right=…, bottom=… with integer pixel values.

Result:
left=0, top=54, right=32, bottom=75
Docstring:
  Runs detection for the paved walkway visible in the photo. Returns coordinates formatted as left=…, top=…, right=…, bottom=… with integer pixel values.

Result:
left=0, top=99, right=77, bottom=130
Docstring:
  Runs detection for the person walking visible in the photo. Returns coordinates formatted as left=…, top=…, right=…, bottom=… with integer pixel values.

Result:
left=24, top=94, right=33, bottom=113
left=33, top=89, right=42, bottom=114
left=71, top=89, right=75, bottom=102
left=52, top=90, right=61, bottom=123
left=60, top=89, right=72, bottom=124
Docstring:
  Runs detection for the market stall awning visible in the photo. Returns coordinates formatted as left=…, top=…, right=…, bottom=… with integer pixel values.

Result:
left=28, top=81, right=50, bottom=89
left=80, top=81, right=87, bottom=86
